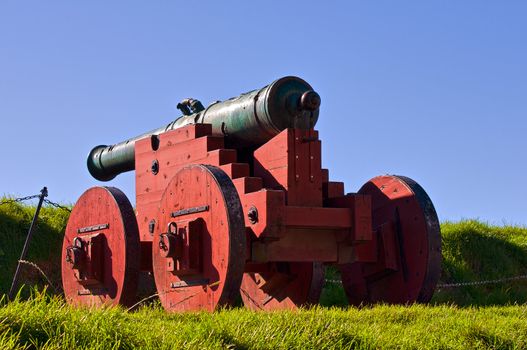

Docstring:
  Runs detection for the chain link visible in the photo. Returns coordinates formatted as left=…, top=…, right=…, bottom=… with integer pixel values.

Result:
left=0, top=194, right=41, bottom=206
left=436, top=275, right=527, bottom=288
left=43, top=199, right=71, bottom=212
left=325, top=275, right=527, bottom=288
left=0, top=193, right=71, bottom=213
left=18, top=260, right=62, bottom=294
left=4, top=192, right=527, bottom=292
left=325, top=279, right=342, bottom=284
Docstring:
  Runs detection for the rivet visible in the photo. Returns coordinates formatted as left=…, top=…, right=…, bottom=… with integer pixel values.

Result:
left=151, top=159, right=159, bottom=175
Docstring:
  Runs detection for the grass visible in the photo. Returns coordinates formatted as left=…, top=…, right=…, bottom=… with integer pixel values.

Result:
left=1, top=291, right=527, bottom=349
left=3, top=200, right=527, bottom=306
left=321, top=220, right=527, bottom=307
left=1, top=200, right=527, bottom=348
left=0, top=198, right=69, bottom=294
left=434, top=220, right=527, bottom=305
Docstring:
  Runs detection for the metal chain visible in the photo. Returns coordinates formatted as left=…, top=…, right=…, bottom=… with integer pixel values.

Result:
left=436, top=274, right=527, bottom=288
left=1, top=187, right=69, bottom=299
left=4, top=192, right=527, bottom=293
left=0, top=194, right=71, bottom=213
left=43, top=199, right=71, bottom=212
left=17, top=260, right=62, bottom=294
left=324, top=275, right=527, bottom=288
left=325, top=279, right=342, bottom=284
left=0, top=194, right=41, bottom=206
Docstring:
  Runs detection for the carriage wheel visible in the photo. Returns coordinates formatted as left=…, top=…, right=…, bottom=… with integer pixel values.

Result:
left=240, top=262, right=325, bottom=310
left=62, top=187, right=140, bottom=307
left=152, top=165, right=246, bottom=312
left=339, top=175, right=441, bottom=305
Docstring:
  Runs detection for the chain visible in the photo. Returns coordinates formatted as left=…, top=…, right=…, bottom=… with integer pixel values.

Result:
left=325, top=279, right=342, bottom=284
left=17, top=260, right=62, bottom=294
left=0, top=194, right=41, bottom=206
left=436, top=275, right=527, bottom=288
left=0, top=193, right=71, bottom=213
left=5, top=191, right=527, bottom=293
left=324, top=275, right=527, bottom=288
left=43, top=199, right=71, bottom=212
left=2, top=187, right=70, bottom=299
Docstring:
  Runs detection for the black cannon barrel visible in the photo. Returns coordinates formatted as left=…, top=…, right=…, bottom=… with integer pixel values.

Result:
left=87, top=76, right=321, bottom=181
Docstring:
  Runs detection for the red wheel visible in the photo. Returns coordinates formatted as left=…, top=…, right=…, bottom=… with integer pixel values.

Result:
left=339, top=175, right=441, bottom=305
left=61, top=187, right=140, bottom=307
left=240, top=262, right=325, bottom=310
left=152, top=165, right=246, bottom=312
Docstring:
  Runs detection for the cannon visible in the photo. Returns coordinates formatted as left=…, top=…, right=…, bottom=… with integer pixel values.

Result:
left=62, top=76, right=441, bottom=311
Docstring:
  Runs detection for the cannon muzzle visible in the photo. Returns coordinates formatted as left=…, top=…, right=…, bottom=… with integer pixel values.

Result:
left=87, top=76, right=321, bottom=181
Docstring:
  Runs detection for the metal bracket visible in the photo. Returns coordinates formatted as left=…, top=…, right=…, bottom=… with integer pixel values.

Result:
left=171, top=205, right=209, bottom=218
left=77, top=223, right=109, bottom=234
left=170, top=278, right=209, bottom=288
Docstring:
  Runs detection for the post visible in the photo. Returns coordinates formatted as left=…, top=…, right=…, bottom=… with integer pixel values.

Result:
left=8, top=187, right=48, bottom=300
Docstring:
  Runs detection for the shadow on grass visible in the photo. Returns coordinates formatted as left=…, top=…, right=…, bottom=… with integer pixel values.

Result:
left=321, top=221, right=527, bottom=308
left=2, top=203, right=527, bottom=309
left=432, top=226, right=527, bottom=306
left=467, top=326, right=514, bottom=350
left=0, top=208, right=65, bottom=296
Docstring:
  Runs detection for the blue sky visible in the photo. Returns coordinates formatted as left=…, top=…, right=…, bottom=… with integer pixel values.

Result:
left=1, top=1, right=526, bottom=225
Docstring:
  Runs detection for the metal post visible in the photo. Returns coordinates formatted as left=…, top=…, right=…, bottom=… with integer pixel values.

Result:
left=8, top=187, right=48, bottom=300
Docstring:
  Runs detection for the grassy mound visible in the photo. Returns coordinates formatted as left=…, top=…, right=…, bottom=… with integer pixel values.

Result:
left=434, top=220, right=527, bottom=305
left=320, top=220, right=527, bottom=307
left=1, top=292, right=526, bottom=349
left=0, top=199, right=69, bottom=294
left=2, top=201, right=527, bottom=348
left=1, top=199, right=527, bottom=306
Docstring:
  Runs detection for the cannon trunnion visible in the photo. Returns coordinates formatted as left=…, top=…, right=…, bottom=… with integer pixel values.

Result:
left=62, top=77, right=441, bottom=311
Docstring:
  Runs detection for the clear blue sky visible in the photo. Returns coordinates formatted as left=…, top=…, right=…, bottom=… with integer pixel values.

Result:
left=1, top=1, right=526, bottom=225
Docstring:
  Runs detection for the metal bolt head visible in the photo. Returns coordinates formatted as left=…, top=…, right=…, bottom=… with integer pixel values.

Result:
left=248, top=206, right=258, bottom=224
left=148, top=219, right=156, bottom=235
left=151, top=159, right=159, bottom=175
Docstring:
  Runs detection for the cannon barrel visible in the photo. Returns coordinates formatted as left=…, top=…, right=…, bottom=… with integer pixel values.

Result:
left=87, top=76, right=321, bottom=181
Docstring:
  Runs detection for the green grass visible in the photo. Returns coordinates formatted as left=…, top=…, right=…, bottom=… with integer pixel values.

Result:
left=321, top=220, right=527, bottom=307
left=434, top=220, right=527, bottom=305
left=3, top=199, right=527, bottom=306
left=0, top=198, right=69, bottom=294
left=1, top=291, right=527, bottom=349
left=2, top=200, right=527, bottom=348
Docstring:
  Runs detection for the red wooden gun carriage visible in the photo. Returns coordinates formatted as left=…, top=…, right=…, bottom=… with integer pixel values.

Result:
left=62, top=77, right=441, bottom=311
